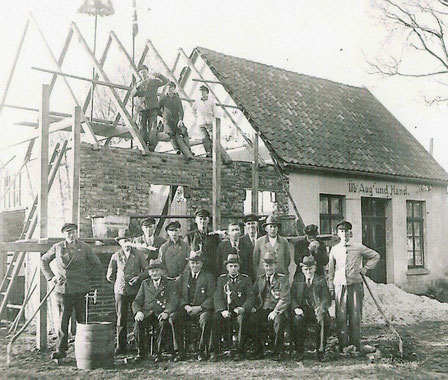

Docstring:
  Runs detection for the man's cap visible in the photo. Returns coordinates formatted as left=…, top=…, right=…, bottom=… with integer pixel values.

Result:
left=137, top=64, right=148, bottom=72
left=141, top=217, right=156, bottom=227
left=244, top=214, right=259, bottom=223
left=225, top=253, right=240, bottom=265
left=167, top=81, right=176, bottom=88
left=304, top=224, right=319, bottom=236
left=336, top=220, right=353, bottom=231
left=148, top=258, right=163, bottom=270
left=199, top=85, right=209, bottom=93
left=187, top=250, right=203, bottom=262
left=61, top=223, right=77, bottom=233
left=262, top=215, right=281, bottom=228
left=194, top=209, right=210, bottom=218
left=263, top=252, right=277, bottom=264
left=115, top=228, right=132, bottom=243
left=300, top=255, right=317, bottom=268
left=165, top=220, right=181, bottom=232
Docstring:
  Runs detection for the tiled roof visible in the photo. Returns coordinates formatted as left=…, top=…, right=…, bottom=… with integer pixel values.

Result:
left=193, top=47, right=448, bottom=183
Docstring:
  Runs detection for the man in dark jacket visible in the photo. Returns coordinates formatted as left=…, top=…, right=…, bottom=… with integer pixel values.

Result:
left=159, top=221, right=190, bottom=279
left=159, top=81, right=194, bottom=158
left=290, top=256, right=331, bottom=362
left=106, top=229, right=148, bottom=355
left=131, top=64, right=168, bottom=151
left=40, top=223, right=102, bottom=360
left=133, top=217, right=166, bottom=264
left=212, top=253, right=254, bottom=361
left=178, top=251, right=215, bottom=361
left=239, top=214, right=261, bottom=281
left=132, top=259, right=181, bottom=362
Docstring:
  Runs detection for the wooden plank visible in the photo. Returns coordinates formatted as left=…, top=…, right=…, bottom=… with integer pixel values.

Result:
left=110, top=31, right=139, bottom=77
left=212, top=118, right=221, bottom=230
left=71, top=106, right=81, bottom=226
left=192, top=78, right=223, bottom=85
left=252, top=132, right=259, bottom=214
left=48, top=29, right=74, bottom=96
left=71, top=22, right=148, bottom=154
left=0, top=19, right=29, bottom=119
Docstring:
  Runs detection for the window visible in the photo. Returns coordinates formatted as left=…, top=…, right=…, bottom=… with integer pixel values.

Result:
left=1, top=173, right=22, bottom=210
left=319, top=194, right=345, bottom=234
left=244, top=190, right=277, bottom=215
left=407, top=201, right=425, bottom=268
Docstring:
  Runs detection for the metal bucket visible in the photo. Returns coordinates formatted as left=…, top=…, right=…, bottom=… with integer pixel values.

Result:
left=91, top=215, right=130, bottom=238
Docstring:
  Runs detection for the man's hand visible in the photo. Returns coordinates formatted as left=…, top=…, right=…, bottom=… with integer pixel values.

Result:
left=51, top=276, right=65, bottom=286
left=177, top=120, right=184, bottom=127
left=309, top=241, right=319, bottom=254
left=190, top=306, right=202, bottom=316
left=185, top=305, right=193, bottom=314
left=221, top=310, right=230, bottom=319
left=234, top=307, right=245, bottom=315
left=268, top=310, right=278, bottom=321
left=135, top=311, right=144, bottom=322
left=329, top=288, right=335, bottom=300
left=294, top=308, right=304, bottom=316
left=360, top=267, right=368, bottom=276
left=128, top=276, right=139, bottom=286
left=251, top=307, right=257, bottom=313
left=158, top=312, right=169, bottom=321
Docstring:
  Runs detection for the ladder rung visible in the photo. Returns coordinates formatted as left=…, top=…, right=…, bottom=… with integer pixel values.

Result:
left=1, top=292, right=7, bottom=296
left=6, top=276, right=12, bottom=281
left=7, top=303, right=22, bottom=309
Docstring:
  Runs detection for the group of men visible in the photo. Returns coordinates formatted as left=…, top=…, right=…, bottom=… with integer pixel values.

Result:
left=131, top=64, right=219, bottom=158
left=41, top=209, right=380, bottom=364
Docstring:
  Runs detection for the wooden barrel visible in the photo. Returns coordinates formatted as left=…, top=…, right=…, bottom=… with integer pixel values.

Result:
left=75, top=322, right=114, bottom=370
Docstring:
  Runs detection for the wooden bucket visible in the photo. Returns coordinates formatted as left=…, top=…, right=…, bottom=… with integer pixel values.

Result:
left=74, top=322, right=114, bottom=370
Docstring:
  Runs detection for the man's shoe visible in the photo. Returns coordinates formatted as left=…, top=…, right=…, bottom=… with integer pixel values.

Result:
left=317, top=351, right=325, bottom=362
left=296, top=352, right=304, bottom=362
left=51, top=351, right=67, bottom=360
left=234, top=352, right=245, bottom=361
left=173, top=352, right=184, bottom=362
left=115, top=347, right=126, bottom=356
left=209, top=353, right=218, bottom=362
left=253, top=350, right=263, bottom=360
left=134, top=354, right=146, bottom=363
left=197, top=352, right=207, bottom=361
left=273, top=352, right=284, bottom=362
left=154, top=354, right=163, bottom=363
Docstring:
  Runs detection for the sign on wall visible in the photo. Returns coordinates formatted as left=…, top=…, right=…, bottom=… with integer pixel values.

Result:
left=348, top=181, right=410, bottom=197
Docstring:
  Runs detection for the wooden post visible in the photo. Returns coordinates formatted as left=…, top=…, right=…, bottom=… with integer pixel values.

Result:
left=252, top=132, right=259, bottom=214
left=37, top=84, right=49, bottom=350
left=212, top=118, right=221, bottom=231
left=71, top=106, right=81, bottom=226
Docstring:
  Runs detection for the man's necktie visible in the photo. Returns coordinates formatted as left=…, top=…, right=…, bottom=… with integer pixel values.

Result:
left=307, top=279, right=311, bottom=287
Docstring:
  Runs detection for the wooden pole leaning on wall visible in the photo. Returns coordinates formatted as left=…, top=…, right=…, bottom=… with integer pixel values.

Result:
left=71, top=106, right=81, bottom=226
left=251, top=132, right=259, bottom=214
left=37, top=84, right=49, bottom=350
left=212, top=118, right=222, bottom=231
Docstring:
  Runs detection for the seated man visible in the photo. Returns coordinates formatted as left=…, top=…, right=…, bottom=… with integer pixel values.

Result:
left=132, top=258, right=182, bottom=362
left=212, top=253, right=254, bottom=361
left=159, top=221, right=190, bottom=280
left=178, top=251, right=215, bottom=361
left=251, top=252, right=290, bottom=361
left=159, top=81, right=194, bottom=158
left=291, top=256, right=331, bottom=362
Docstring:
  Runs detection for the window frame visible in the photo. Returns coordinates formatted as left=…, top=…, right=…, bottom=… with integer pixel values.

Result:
left=319, top=194, right=345, bottom=235
left=406, top=200, right=425, bottom=269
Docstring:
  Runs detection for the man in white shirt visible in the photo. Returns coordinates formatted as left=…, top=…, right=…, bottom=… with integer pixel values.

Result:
left=328, top=220, right=380, bottom=353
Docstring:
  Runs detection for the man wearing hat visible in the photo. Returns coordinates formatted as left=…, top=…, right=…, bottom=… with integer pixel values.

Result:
left=132, top=258, right=182, bottom=362
left=292, top=224, right=328, bottom=280
left=192, top=85, right=219, bottom=157
left=329, top=220, right=380, bottom=353
left=217, top=222, right=252, bottom=279
left=212, top=253, right=254, bottom=361
left=41, top=223, right=102, bottom=360
left=133, top=217, right=166, bottom=264
left=239, top=214, right=261, bottom=281
left=178, top=251, right=215, bottom=361
left=159, top=221, right=190, bottom=279
left=253, top=215, right=292, bottom=278
left=251, top=252, right=290, bottom=361
left=106, top=229, right=149, bottom=355
left=290, top=256, right=331, bottom=362
left=131, top=64, right=169, bottom=151
left=159, top=81, right=194, bottom=158
left=184, top=209, right=221, bottom=277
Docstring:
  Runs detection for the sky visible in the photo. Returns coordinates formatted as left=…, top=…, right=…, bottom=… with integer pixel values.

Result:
left=1, top=0, right=447, bottom=172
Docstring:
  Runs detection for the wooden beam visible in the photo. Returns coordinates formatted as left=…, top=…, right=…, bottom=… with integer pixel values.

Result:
left=0, top=19, right=29, bottom=119
left=192, top=78, right=223, bottom=85
left=48, top=29, right=74, bottom=96
left=252, top=132, right=259, bottom=214
left=71, top=22, right=148, bottom=154
left=110, top=31, right=139, bottom=77
left=71, top=106, right=81, bottom=226
left=29, top=14, right=99, bottom=147
left=0, top=155, right=16, bottom=171
left=212, top=118, right=221, bottom=230
left=37, top=84, right=49, bottom=350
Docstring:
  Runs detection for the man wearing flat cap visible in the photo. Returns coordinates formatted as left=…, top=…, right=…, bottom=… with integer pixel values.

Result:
left=132, top=258, right=182, bottom=362
left=212, top=253, right=254, bottom=361
left=131, top=64, right=169, bottom=151
left=251, top=252, right=290, bottom=361
left=178, top=251, right=215, bottom=361
left=41, top=223, right=102, bottom=360
left=253, top=215, right=292, bottom=278
left=292, top=224, right=328, bottom=281
left=329, top=220, right=380, bottom=353
left=159, top=221, right=190, bottom=279
left=184, top=209, right=221, bottom=277
left=106, top=229, right=149, bottom=355
left=133, top=217, right=166, bottom=264
left=290, top=256, right=331, bottom=362
left=159, top=81, right=194, bottom=158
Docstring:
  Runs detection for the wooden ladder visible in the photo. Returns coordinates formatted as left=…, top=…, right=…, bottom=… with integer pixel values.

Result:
left=0, top=140, right=68, bottom=317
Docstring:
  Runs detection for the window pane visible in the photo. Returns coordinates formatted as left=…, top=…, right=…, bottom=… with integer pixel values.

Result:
left=414, top=236, right=421, bottom=250
left=330, top=197, right=341, bottom=215
left=330, top=219, right=340, bottom=234
left=320, top=218, right=330, bottom=235
left=415, top=250, right=423, bottom=266
left=407, top=222, right=413, bottom=236
left=407, top=250, right=414, bottom=266
left=320, top=197, right=328, bottom=214
left=414, top=222, right=421, bottom=236
left=414, top=202, right=422, bottom=217
left=406, top=202, right=413, bottom=217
